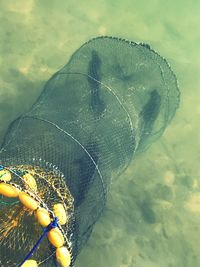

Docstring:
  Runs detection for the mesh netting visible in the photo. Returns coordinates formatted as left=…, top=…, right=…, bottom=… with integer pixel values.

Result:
left=0, top=36, right=179, bottom=266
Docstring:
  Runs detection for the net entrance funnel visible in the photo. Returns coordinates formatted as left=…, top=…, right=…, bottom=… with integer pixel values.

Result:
left=0, top=36, right=179, bottom=266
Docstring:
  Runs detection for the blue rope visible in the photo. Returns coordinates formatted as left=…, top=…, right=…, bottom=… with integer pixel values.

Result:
left=18, top=217, right=59, bottom=267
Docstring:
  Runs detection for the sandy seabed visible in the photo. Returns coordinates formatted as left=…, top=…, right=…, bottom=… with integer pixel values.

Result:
left=0, top=1, right=200, bottom=266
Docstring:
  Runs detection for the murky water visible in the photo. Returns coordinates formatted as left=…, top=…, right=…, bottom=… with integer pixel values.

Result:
left=0, top=1, right=200, bottom=266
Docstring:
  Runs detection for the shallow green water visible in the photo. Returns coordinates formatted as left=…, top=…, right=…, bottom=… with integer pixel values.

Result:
left=0, top=1, right=200, bottom=266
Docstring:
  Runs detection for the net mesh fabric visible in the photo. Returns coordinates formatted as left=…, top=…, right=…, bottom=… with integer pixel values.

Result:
left=0, top=36, right=179, bottom=266
left=0, top=164, right=74, bottom=267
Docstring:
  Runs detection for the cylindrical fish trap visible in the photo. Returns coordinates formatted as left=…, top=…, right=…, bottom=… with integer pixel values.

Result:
left=0, top=37, right=179, bottom=267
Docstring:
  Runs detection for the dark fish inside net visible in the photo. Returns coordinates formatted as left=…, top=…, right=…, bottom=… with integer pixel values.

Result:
left=0, top=36, right=180, bottom=267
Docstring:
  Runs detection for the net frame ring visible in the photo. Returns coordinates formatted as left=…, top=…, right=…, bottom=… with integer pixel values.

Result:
left=0, top=165, right=74, bottom=266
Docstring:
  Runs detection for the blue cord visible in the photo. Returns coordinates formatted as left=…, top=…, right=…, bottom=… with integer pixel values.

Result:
left=18, top=217, right=59, bottom=267
left=0, top=165, right=60, bottom=265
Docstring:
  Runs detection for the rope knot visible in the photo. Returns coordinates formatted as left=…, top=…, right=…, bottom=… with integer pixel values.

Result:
left=44, top=217, right=59, bottom=233
left=18, top=217, right=59, bottom=266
